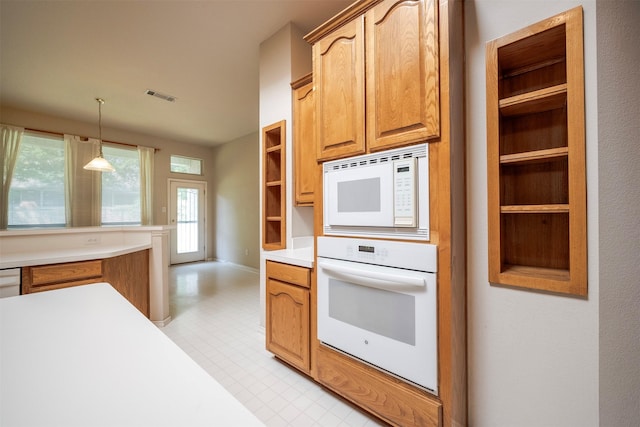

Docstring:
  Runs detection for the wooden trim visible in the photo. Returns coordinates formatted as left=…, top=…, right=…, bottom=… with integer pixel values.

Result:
left=291, top=72, right=313, bottom=89
left=304, top=0, right=382, bottom=43
left=436, top=1, right=467, bottom=425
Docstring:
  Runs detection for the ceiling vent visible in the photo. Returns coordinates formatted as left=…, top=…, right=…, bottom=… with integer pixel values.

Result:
left=145, top=89, right=176, bottom=102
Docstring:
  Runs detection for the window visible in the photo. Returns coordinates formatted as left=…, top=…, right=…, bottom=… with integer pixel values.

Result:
left=8, top=132, right=66, bottom=227
left=6, top=132, right=147, bottom=228
left=102, top=145, right=141, bottom=225
left=170, top=155, right=202, bottom=175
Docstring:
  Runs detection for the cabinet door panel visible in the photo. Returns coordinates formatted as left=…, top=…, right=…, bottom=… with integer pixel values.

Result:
left=266, top=279, right=310, bottom=372
left=293, top=79, right=316, bottom=205
left=314, top=17, right=365, bottom=161
left=366, top=0, right=439, bottom=151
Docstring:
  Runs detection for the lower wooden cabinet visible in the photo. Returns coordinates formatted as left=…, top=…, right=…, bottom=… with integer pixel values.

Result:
left=21, top=250, right=150, bottom=317
left=265, top=261, right=310, bottom=373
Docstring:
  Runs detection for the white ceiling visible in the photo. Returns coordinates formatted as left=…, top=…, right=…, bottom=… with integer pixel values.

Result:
left=0, top=0, right=352, bottom=147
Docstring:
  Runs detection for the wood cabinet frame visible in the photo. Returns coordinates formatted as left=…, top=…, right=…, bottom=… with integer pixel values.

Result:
left=307, top=1, right=466, bottom=426
left=486, top=7, right=587, bottom=296
left=262, top=121, right=286, bottom=250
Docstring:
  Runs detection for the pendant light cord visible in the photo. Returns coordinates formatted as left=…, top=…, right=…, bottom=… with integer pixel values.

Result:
left=97, top=97, right=105, bottom=157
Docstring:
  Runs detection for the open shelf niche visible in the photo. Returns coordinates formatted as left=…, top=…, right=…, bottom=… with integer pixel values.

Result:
left=262, top=120, right=286, bottom=250
left=486, top=7, right=587, bottom=296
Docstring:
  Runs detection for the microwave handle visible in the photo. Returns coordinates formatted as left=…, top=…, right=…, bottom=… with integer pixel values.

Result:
left=317, top=259, right=427, bottom=290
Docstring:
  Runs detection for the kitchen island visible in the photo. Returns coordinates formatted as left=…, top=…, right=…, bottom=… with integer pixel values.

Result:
left=0, top=226, right=173, bottom=325
left=0, top=283, right=263, bottom=427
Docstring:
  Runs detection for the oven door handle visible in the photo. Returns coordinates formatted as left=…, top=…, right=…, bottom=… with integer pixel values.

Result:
left=317, top=259, right=427, bottom=290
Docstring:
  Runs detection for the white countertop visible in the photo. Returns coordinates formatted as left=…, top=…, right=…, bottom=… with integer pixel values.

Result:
left=0, top=283, right=263, bottom=427
left=0, top=243, right=152, bottom=269
left=263, top=246, right=314, bottom=268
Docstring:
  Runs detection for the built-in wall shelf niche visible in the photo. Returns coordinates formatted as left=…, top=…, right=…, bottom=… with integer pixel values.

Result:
left=262, top=120, right=286, bottom=250
left=486, top=7, right=587, bottom=296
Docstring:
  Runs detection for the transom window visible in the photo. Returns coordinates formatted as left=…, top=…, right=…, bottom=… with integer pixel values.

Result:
left=170, top=155, right=202, bottom=175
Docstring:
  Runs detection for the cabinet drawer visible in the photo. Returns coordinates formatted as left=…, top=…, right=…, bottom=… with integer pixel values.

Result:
left=266, top=261, right=310, bottom=288
left=23, top=260, right=103, bottom=293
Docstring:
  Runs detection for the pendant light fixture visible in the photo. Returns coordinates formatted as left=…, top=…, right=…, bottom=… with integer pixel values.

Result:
left=83, top=98, right=115, bottom=172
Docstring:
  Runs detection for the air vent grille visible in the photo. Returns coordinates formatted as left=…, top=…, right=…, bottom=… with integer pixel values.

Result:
left=145, top=89, right=177, bottom=102
left=324, top=144, right=428, bottom=173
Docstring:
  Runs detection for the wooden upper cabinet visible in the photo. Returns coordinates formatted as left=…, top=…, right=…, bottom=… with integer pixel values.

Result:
left=292, top=73, right=316, bottom=206
left=308, top=0, right=439, bottom=162
left=366, top=0, right=440, bottom=151
left=313, top=16, right=366, bottom=161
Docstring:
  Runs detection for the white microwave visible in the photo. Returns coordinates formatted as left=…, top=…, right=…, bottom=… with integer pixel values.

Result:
left=323, top=144, right=429, bottom=240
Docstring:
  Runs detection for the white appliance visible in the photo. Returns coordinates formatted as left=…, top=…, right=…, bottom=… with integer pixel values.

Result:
left=0, top=268, right=21, bottom=298
left=323, top=144, right=429, bottom=240
left=317, top=236, right=438, bottom=394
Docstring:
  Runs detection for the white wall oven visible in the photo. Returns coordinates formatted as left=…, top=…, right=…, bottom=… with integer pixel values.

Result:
left=317, top=236, right=438, bottom=395
left=323, top=144, right=429, bottom=241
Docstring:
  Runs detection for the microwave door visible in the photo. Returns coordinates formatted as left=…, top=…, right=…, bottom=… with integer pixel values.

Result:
left=325, top=163, right=394, bottom=227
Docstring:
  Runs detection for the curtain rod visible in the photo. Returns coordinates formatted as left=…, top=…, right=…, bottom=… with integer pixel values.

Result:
left=23, top=127, right=160, bottom=152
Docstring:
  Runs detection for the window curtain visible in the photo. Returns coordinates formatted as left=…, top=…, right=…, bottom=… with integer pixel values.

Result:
left=0, top=124, right=24, bottom=229
left=138, top=146, right=154, bottom=225
left=64, top=135, right=102, bottom=227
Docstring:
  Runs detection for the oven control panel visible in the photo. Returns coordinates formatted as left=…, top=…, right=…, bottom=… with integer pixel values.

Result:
left=318, top=236, right=437, bottom=273
left=346, top=244, right=389, bottom=264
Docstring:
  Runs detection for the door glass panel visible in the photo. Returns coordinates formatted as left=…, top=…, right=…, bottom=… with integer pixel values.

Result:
left=328, top=279, right=416, bottom=345
left=177, top=187, right=198, bottom=254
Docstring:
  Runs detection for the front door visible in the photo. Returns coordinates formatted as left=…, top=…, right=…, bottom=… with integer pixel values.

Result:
left=169, top=180, right=206, bottom=264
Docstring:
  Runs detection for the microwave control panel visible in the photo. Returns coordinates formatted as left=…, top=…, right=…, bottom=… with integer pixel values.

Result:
left=393, top=158, right=417, bottom=227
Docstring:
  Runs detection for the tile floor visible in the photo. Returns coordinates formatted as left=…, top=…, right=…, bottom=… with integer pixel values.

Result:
left=161, top=261, right=387, bottom=427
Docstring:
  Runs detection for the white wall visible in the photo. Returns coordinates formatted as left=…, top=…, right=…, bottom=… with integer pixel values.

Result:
left=258, top=22, right=314, bottom=248
left=465, top=2, right=599, bottom=425
left=258, top=23, right=314, bottom=325
left=211, top=131, right=260, bottom=270
left=596, top=1, right=640, bottom=424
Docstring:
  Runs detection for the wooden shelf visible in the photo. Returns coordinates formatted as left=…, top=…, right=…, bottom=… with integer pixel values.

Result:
left=501, top=204, right=569, bottom=213
left=486, top=7, right=587, bottom=296
left=500, top=147, right=568, bottom=164
left=502, top=264, right=570, bottom=282
left=499, top=84, right=567, bottom=116
left=262, top=120, right=286, bottom=250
